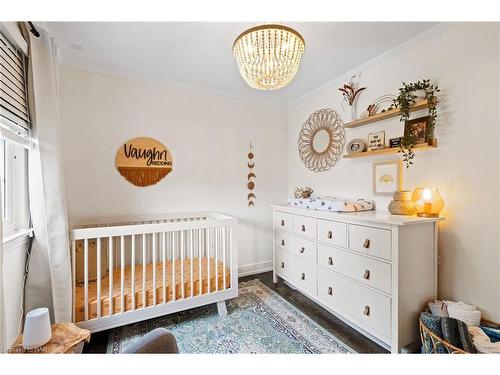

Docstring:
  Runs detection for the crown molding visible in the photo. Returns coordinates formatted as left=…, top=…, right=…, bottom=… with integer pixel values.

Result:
left=286, top=22, right=456, bottom=108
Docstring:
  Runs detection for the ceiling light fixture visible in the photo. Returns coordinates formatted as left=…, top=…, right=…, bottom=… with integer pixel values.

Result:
left=233, top=24, right=305, bottom=91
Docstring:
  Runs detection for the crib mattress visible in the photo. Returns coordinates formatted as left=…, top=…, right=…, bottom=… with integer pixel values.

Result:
left=74, top=257, right=230, bottom=322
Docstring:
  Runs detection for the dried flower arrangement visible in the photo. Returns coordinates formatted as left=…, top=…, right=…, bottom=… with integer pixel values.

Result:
left=339, top=77, right=366, bottom=106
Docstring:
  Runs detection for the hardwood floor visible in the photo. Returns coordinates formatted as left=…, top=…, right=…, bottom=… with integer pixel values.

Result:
left=83, top=271, right=387, bottom=353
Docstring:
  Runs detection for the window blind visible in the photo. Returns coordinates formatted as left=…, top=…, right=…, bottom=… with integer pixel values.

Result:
left=0, top=31, right=30, bottom=139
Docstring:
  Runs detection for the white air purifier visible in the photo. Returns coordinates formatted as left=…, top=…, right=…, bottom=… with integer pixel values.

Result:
left=22, top=307, right=52, bottom=349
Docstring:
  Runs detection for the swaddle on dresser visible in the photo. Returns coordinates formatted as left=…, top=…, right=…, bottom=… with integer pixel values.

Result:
left=288, top=196, right=375, bottom=212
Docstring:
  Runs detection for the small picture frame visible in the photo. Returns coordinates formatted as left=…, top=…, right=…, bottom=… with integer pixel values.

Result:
left=389, top=137, right=402, bottom=148
left=373, top=160, right=402, bottom=196
left=367, top=131, right=385, bottom=151
left=404, top=116, right=431, bottom=145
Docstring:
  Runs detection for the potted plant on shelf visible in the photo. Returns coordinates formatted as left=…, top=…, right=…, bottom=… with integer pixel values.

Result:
left=393, top=79, right=440, bottom=168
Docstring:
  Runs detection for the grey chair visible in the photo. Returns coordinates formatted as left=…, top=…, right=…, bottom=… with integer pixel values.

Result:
left=122, top=328, right=179, bottom=354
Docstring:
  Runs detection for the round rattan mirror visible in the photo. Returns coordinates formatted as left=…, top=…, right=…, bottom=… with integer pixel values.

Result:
left=298, top=109, right=345, bottom=172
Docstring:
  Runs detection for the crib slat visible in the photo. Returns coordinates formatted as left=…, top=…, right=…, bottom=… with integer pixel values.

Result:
left=152, top=233, right=157, bottom=305
left=190, top=230, right=194, bottom=297
left=71, top=240, right=76, bottom=322
left=181, top=231, right=185, bottom=299
left=206, top=228, right=210, bottom=293
left=109, top=236, right=113, bottom=316
left=198, top=229, right=202, bottom=296
left=223, top=227, right=226, bottom=290
left=172, top=231, right=176, bottom=301
left=162, top=232, right=166, bottom=304
left=131, top=235, right=136, bottom=310
left=120, top=235, right=125, bottom=313
left=84, top=239, right=89, bottom=321
left=215, top=228, right=219, bottom=292
left=142, top=233, right=146, bottom=308
left=97, top=238, right=102, bottom=318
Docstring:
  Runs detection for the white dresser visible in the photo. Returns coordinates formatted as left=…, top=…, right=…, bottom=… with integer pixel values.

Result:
left=271, top=204, right=440, bottom=353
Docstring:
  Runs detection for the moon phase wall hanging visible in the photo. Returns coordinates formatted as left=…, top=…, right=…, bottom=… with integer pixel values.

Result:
left=247, top=143, right=256, bottom=207
left=298, top=108, right=345, bottom=172
left=115, top=137, right=173, bottom=187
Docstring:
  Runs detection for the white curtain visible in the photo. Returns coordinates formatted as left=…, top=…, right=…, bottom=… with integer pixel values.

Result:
left=24, top=28, right=72, bottom=323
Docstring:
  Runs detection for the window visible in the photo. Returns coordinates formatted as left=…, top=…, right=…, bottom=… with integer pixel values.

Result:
left=0, top=136, right=28, bottom=239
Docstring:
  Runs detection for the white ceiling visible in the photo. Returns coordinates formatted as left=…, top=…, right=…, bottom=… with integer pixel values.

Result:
left=46, top=22, right=439, bottom=106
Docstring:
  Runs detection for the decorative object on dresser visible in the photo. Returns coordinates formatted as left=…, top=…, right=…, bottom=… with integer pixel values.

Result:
left=393, top=79, right=440, bottom=168
left=21, top=308, right=52, bottom=349
left=298, top=108, right=345, bottom=172
left=367, top=130, right=386, bottom=151
left=388, top=190, right=416, bottom=215
left=411, top=187, right=445, bottom=218
left=373, top=160, right=402, bottom=196
left=288, top=196, right=374, bottom=212
left=338, top=73, right=365, bottom=122
left=346, top=138, right=367, bottom=155
left=247, top=143, right=256, bottom=207
left=115, top=137, right=174, bottom=187
left=272, top=204, right=442, bottom=352
left=294, top=186, right=314, bottom=199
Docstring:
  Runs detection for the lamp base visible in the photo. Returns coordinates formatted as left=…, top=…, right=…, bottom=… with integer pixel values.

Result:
left=416, top=213, right=439, bottom=218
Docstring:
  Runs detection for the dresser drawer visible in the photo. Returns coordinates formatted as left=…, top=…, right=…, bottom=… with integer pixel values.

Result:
left=293, top=215, right=317, bottom=239
left=289, top=235, right=316, bottom=263
left=275, top=230, right=291, bottom=251
left=318, top=244, right=391, bottom=294
left=349, top=224, right=392, bottom=261
left=273, top=211, right=293, bottom=231
left=275, top=248, right=293, bottom=280
left=290, top=256, right=317, bottom=296
left=318, top=268, right=391, bottom=338
left=318, top=219, right=347, bottom=248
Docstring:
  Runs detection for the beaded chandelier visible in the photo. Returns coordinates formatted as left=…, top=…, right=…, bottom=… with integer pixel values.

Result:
left=233, top=24, right=305, bottom=91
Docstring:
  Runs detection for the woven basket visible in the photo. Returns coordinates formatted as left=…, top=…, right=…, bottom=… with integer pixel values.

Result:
left=388, top=200, right=416, bottom=215
left=393, top=190, right=413, bottom=201
left=419, top=319, right=467, bottom=354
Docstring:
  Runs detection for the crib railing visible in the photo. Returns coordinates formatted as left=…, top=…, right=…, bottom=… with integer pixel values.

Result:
left=70, top=212, right=238, bottom=332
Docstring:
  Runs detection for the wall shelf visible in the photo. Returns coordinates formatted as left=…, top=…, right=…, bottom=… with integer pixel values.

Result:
left=344, top=99, right=433, bottom=129
left=343, top=139, right=438, bottom=159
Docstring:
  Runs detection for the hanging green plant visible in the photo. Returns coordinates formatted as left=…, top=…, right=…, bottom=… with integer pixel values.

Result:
left=393, top=79, right=440, bottom=168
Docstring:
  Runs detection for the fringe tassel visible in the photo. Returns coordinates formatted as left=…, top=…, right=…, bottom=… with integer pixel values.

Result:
left=117, top=167, right=172, bottom=187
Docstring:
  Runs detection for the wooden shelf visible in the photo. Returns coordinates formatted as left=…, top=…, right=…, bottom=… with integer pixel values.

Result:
left=344, top=99, right=433, bottom=128
left=343, top=139, right=438, bottom=159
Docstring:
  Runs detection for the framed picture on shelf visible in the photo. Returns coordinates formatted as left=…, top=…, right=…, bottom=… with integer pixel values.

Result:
left=367, top=130, right=385, bottom=151
left=346, top=138, right=367, bottom=154
left=404, top=116, right=431, bottom=145
left=373, top=160, right=402, bottom=196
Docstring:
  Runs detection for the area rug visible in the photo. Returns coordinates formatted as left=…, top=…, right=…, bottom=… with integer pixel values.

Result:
left=108, top=279, right=354, bottom=353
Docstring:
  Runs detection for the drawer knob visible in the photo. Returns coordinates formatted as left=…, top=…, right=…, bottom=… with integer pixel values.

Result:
left=301, top=224, right=306, bottom=232
left=363, top=239, right=371, bottom=249
left=327, top=230, right=333, bottom=239
left=300, top=247, right=305, bottom=254
left=363, top=305, right=370, bottom=316
left=300, top=273, right=305, bottom=280
left=327, top=287, right=333, bottom=296
left=281, top=239, right=285, bottom=246
left=328, top=257, right=333, bottom=266
left=281, top=262, right=285, bottom=269
left=281, top=219, right=285, bottom=226
left=363, top=270, right=370, bottom=280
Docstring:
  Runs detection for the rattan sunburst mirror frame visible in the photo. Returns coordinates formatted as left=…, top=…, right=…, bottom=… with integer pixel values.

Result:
left=298, top=108, right=345, bottom=172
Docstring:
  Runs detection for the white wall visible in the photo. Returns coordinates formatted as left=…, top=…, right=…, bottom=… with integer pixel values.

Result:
left=59, top=67, right=288, bottom=275
left=287, top=23, right=500, bottom=321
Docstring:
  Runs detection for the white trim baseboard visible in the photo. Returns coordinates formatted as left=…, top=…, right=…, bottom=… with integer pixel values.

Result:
left=238, top=260, right=273, bottom=277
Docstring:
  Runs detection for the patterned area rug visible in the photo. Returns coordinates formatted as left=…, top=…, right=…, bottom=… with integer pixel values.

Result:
left=108, top=279, right=354, bottom=353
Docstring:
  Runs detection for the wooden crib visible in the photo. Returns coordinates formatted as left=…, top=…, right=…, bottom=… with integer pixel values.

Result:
left=70, top=212, right=238, bottom=332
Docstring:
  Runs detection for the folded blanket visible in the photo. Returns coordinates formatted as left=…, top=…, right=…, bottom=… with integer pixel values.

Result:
left=469, top=327, right=500, bottom=353
left=288, top=196, right=375, bottom=212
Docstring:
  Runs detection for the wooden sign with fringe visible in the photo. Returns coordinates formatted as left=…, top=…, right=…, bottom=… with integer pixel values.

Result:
left=115, top=137, right=173, bottom=187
